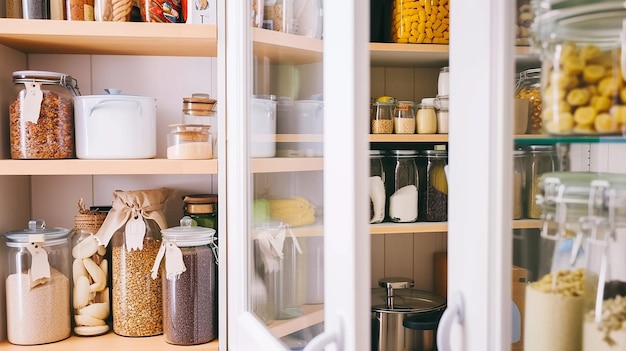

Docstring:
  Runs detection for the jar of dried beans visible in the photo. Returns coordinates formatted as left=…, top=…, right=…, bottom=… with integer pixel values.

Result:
left=417, top=146, right=448, bottom=222
left=3, top=219, right=71, bottom=345
left=153, top=216, right=217, bottom=345
left=10, top=70, right=80, bottom=159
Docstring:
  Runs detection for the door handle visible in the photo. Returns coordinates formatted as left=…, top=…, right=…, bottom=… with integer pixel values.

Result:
left=437, top=291, right=465, bottom=351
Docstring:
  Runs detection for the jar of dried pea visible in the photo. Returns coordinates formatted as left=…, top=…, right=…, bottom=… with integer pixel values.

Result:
left=391, top=0, right=450, bottom=44
left=532, top=1, right=626, bottom=135
left=514, top=68, right=542, bottom=134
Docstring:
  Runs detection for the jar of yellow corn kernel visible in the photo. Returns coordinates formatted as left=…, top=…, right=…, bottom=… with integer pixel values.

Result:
left=515, top=68, right=542, bottom=134
left=391, top=0, right=450, bottom=44
left=532, top=1, right=626, bottom=136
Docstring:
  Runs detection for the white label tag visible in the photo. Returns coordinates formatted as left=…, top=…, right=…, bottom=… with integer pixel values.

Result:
left=26, top=241, right=51, bottom=288
left=125, top=217, right=146, bottom=251
left=22, top=82, right=44, bottom=124
left=165, top=243, right=186, bottom=280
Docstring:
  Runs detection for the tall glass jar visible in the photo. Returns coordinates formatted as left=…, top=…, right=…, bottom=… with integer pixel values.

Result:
left=525, top=145, right=557, bottom=219
left=4, top=219, right=71, bottom=345
left=10, top=70, right=80, bottom=159
left=514, top=68, right=541, bottom=134
left=416, top=98, right=437, bottom=134
left=155, top=217, right=217, bottom=345
left=369, top=150, right=386, bottom=224
left=393, top=101, right=416, bottom=134
left=69, top=200, right=109, bottom=337
left=371, top=101, right=394, bottom=134
left=513, top=150, right=527, bottom=220
left=387, top=150, right=419, bottom=223
left=418, top=148, right=448, bottom=222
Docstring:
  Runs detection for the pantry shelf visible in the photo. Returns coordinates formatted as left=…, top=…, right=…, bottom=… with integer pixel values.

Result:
left=267, top=304, right=324, bottom=339
left=0, top=19, right=217, bottom=56
left=252, top=157, right=323, bottom=173
left=253, top=28, right=323, bottom=65
left=370, top=219, right=542, bottom=235
left=0, top=159, right=218, bottom=175
left=0, top=334, right=218, bottom=350
left=369, top=134, right=448, bottom=143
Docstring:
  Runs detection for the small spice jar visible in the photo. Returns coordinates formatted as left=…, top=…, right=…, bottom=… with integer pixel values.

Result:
left=369, top=150, right=386, bottom=224
left=183, top=194, right=218, bottom=230
left=512, top=150, right=527, bottom=220
left=393, top=101, right=416, bottom=134
left=167, top=124, right=213, bottom=160
left=69, top=199, right=109, bottom=337
left=418, top=146, right=448, bottom=222
left=371, top=101, right=394, bottom=134
left=154, top=216, right=217, bottom=345
left=525, top=145, right=557, bottom=219
left=416, top=98, right=438, bottom=134
left=4, top=219, right=71, bottom=345
left=10, top=70, right=80, bottom=159
left=387, top=150, right=419, bottom=223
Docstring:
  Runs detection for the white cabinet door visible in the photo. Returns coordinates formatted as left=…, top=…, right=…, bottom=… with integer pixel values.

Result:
left=225, top=1, right=371, bottom=350
left=437, top=0, right=514, bottom=350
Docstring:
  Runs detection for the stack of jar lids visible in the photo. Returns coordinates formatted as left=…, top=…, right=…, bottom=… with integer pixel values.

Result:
left=183, top=93, right=216, bottom=116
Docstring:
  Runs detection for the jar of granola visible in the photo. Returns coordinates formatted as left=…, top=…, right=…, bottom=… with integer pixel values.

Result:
left=10, top=71, right=80, bottom=159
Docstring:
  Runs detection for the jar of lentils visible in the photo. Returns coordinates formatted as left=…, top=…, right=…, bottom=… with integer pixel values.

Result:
left=10, top=70, right=80, bottom=159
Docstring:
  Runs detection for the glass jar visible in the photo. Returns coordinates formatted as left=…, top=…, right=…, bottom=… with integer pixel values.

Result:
left=434, top=95, right=449, bottom=134
left=183, top=194, right=218, bottom=230
left=22, top=0, right=47, bottom=18
left=95, top=0, right=130, bottom=21
left=156, top=216, right=217, bottom=345
left=438, top=66, right=450, bottom=96
left=182, top=93, right=217, bottom=150
left=512, top=150, right=527, bottom=220
left=10, top=70, right=80, bottom=159
left=391, top=0, right=450, bottom=44
left=387, top=150, right=419, bottom=223
left=525, top=145, right=557, bottom=219
left=69, top=201, right=109, bottom=337
left=416, top=98, right=438, bottom=134
left=514, top=68, right=541, bottom=134
left=393, top=101, right=416, bottom=134
left=3, top=219, right=71, bottom=345
left=515, top=0, right=532, bottom=45
left=167, top=124, right=213, bottom=160
left=371, top=101, right=394, bottom=134
left=369, top=150, right=386, bottom=224
left=418, top=148, right=448, bottom=222
left=6, top=0, right=22, bottom=18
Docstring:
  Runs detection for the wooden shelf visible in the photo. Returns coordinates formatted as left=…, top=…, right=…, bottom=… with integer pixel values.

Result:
left=252, top=157, right=323, bottom=173
left=370, top=219, right=542, bottom=235
left=276, top=134, right=323, bottom=142
left=253, top=28, right=322, bottom=65
left=0, top=19, right=217, bottom=56
left=267, top=304, right=324, bottom=339
left=370, top=134, right=448, bottom=143
left=0, top=333, right=218, bottom=350
left=0, top=159, right=217, bottom=175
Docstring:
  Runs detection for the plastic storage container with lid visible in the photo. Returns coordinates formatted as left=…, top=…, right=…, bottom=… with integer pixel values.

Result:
left=416, top=98, right=437, bottom=134
left=514, top=68, right=542, bottom=134
left=418, top=146, right=448, bottom=222
left=393, top=100, right=416, bottom=134
left=369, top=150, right=386, bottom=224
left=167, top=124, right=213, bottom=160
left=4, top=219, right=71, bottom=345
left=10, top=70, right=80, bottom=159
left=153, top=216, right=217, bottom=345
left=371, top=101, right=394, bottom=134
left=387, top=150, right=419, bottom=223
left=531, top=1, right=626, bottom=135
left=391, top=0, right=450, bottom=44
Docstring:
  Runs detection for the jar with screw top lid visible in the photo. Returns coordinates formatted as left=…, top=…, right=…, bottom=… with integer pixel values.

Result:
left=369, top=150, right=386, bottom=224
left=418, top=145, right=448, bottom=222
left=387, top=150, right=419, bottom=223
left=182, top=93, right=218, bottom=151
left=3, top=219, right=71, bottom=345
left=371, top=101, right=394, bottom=134
left=393, top=101, right=416, bottom=134
left=183, top=194, right=218, bottom=230
left=416, top=98, right=437, bottom=134
left=10, top=70, right=80, bottom=159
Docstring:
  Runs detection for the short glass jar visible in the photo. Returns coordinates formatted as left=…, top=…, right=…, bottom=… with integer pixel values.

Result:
left=167, top=124, right=213, bottom=160
left=4, top=220, right=71, bottom=345
left=393, top=101, right=416, bottom=134
left=371, top=101, right=394, bottom=134
left=434, top=95, right=449, bottom=134
left=10, top=70, right=80, bottom=159
left=416, top=98, right=437, bottom=134
left=514, top=68, right=541, bottom=134
left=183, top=194, right=218, bottom=230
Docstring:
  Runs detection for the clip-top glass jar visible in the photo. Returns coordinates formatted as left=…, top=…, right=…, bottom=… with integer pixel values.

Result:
left=4, top=219, right=71, bottom=345
left=370, top=150, right=386, bottom=224
left=153, top=216, right=217, bottom=345
left=387, top=150, right=419, bottom=223
left=418, top=147, right=448, bottom=222
left=10, top=70, right=80, bottom=159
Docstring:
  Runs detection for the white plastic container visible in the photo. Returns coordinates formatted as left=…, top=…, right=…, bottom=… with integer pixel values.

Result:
left=74, top=89, right=157, bottom=159
left=252, top=97, right=277, bottom=158
left=276, top=99, right=323, bottom=157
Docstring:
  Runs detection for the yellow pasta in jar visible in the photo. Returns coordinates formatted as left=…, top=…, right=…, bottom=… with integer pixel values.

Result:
left=573, top=106, right=596, bottom=126
left=566, top=88, right=590, bottom=106
left=582, top=65, right=606, bottom=83
left=594, top=112, right=617, bottom=133
left=591, top=95, right=612, bottom=112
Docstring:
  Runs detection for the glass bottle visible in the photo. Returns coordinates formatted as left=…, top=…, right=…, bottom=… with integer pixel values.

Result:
left=388, top=150, right=419, bottom=223
left=512, top=150, right=527, bottom=220
left=525, top=145, right=557, bottom=219
left=371, top=101, right=394, bottom=134
left=418, top=147, right=448, bottom=222
left=10, top=71, right=80, bottom=159
left=156, top=216, right=217, bottom=345
left=4, top=219, right=71, bottom=345
left=369, top=150, right=386, bottom=224
left=416, top=98, right=437, bottom=134
left=393, top=100, right=416, bottom=134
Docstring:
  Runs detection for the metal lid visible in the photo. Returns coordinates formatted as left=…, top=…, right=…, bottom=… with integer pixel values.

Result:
left=13, top=70, right=81, bottom=96
left=4, top=219, right=70, bottom=247
left=371, top=287, right=446, bottom=313
left=369, top=150, right=385, bottom=156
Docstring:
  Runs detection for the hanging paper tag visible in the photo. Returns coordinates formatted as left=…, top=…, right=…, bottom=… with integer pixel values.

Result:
left=164, top=243, right=186, bottom=280
left=150, top=242, right=166, bottom=280
left=125, top=216, right=146, bottom=251
left=22, top=82, right=44, bottom=124
left=26, top=234, right=50, bottom=288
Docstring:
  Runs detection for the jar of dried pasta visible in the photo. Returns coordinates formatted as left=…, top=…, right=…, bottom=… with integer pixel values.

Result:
left=10, top=70, right=80, bottom=159
left=514, top=68, right=542, bottom=134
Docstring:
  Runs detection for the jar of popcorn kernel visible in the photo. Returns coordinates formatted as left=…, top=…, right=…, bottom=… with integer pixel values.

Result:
left=532, top=1, right=626, bottom=136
